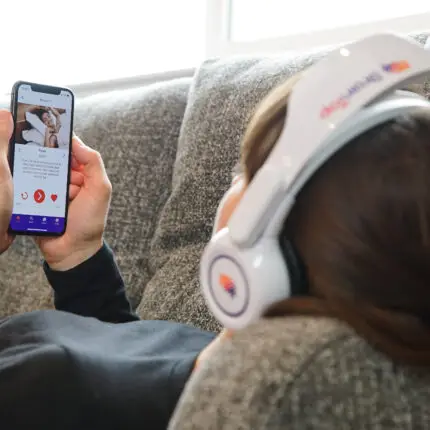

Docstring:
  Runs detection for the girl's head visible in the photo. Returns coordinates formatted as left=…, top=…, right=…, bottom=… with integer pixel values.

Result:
left=215, top=73, right=430, bottom=366
left=34, top=109, right=54, bottom=127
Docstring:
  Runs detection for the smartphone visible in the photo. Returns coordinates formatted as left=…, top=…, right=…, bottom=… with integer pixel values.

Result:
left=8, top=81, right=74, bottom=236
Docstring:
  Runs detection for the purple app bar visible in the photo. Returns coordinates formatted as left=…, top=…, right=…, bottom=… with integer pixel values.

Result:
left=10, top=214, right=65, bottom=234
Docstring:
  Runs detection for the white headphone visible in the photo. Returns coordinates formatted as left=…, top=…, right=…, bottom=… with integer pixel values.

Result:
left=200, top=33, right=430, bottom=330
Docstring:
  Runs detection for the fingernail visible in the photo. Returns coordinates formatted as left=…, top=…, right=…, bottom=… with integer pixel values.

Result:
left=73, top=134, right=85, bottom=146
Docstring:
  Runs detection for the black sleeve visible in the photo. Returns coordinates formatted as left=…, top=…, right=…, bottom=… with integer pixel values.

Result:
left=44, top=242, right=139, bottom=323
left=0, top=312, right=216, bottom=430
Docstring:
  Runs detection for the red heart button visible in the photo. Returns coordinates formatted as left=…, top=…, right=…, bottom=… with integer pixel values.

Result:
left=51, top=194, right=58, bottom=202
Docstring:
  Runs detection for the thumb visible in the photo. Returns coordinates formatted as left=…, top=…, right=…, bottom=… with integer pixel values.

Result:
left=71, top=136, right=107, bottom=180
left=0, top=110, right=13, bottom=155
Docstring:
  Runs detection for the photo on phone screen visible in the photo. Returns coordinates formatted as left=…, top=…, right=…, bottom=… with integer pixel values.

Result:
left=9, top=82, right=74, bottom=236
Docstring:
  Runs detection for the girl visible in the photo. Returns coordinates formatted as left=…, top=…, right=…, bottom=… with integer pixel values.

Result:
left=170, top=41, right=430, bottom=428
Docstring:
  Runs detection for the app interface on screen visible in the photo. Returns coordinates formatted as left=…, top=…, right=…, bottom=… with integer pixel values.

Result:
left=10, top=84, right=72, bottom=234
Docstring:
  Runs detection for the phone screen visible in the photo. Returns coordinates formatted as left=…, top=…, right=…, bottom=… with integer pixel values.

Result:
left=9, top=82, right=74, bottom=235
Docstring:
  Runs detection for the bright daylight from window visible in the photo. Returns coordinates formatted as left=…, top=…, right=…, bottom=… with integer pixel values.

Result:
left=230, top=0, right=429, bottom=41
left=1, top=0, right=206, bottom=95
left=2, top=0, right=429, bottom=96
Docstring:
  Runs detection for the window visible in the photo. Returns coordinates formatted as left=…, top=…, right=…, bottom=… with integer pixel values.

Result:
left=1, top=0, right=207, bottom=95
left=2, top=1, right=429, bottom=98
left=208, top=0, right=430, bottom=57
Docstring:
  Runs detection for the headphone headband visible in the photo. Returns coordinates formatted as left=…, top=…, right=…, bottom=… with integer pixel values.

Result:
left=228, top=33, right=430, bottom=247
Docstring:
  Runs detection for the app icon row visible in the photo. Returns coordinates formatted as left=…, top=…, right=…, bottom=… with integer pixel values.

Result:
left=20, top=189, right=58, bottom=203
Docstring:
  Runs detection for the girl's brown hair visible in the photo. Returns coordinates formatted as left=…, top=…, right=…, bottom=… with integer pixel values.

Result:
left=240, top=73, right=430, bottom=367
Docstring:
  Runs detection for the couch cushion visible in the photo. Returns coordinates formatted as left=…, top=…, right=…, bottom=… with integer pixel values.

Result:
left=138, top=33, right=429, bottom=332
left=0, top=78, right=190, bottom=316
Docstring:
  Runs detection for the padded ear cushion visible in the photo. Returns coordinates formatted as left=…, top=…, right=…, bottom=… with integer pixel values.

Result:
left=279, top=236, right=308, bottom=296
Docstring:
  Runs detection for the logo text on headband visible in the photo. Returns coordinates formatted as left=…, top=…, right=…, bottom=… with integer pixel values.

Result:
left=320, top=61, right=410, bottom=119
left=382, top=60, right=410, bottom=73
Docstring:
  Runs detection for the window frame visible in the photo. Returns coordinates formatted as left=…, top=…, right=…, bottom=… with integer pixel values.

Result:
left=70, top=67, right=196, bottom=98
left=206, top=0, right=430, bottom=58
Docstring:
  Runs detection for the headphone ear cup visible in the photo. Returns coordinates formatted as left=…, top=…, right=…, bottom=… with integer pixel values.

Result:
left=200, top=228, right=292, bottom=329
left=279, top=237, right=308, bottom=296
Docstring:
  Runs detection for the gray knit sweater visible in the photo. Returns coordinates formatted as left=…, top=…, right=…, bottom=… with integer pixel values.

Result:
left=169, top=317, right=430, bottom=429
